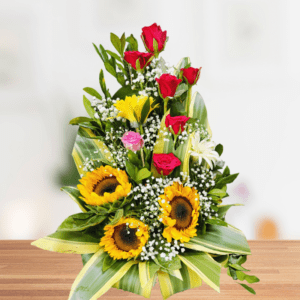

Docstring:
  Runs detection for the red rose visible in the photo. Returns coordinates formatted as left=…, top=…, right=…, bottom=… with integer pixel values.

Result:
left=165, top=114, right=190, bottom=135
left=181, top=67, right=202, bottom=85
left=153, top=153, right=181, bottom=176
left=141, top=23, right=167, bottom=54
left=124, top=51, right=154, bottom=71
left=155, top=74, right=182, bottom=99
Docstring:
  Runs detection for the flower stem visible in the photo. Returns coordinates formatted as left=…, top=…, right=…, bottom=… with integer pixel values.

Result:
left=138, top=125, right=145, bottom=167
left=186, top=86, right=192, bottom=116
left=164, top=97, right=169, bottom=115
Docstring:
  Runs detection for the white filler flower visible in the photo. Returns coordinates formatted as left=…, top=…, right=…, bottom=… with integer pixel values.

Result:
left=190, top=132, right=219, bottom=169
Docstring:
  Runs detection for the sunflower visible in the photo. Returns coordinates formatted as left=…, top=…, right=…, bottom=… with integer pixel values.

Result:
left=113, top=94, right=158, bottom=127
left=77, top=165, right=131, bottom=206
left=100, top=217, right=149, bottom=260
left=158, top=182, right=200, bottom=243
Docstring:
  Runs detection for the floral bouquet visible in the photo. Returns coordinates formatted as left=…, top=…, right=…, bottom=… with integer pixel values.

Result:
left=32, top=23, right=259, bottom=299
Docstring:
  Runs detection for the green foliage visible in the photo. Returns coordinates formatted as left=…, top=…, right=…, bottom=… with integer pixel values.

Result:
left=126, top=34, right=138, bottom=51
left=83, top=87, right=102, bottom=99
left=113, top=85, right=135, bottom=99
left=83, top=95, right=96, bottom=118
left=57, top=212, right=106, bottom=232
left=61, top=186, right=88, bottom=212
left=140, top=98, right=151, bottom=124
left=125, top=160, right=151, bottom=184
left=217, top=204, right=244, bottom=219
left=69, top=117, right=93, bottom=126
left=110, top=32, right=126, bottom=57
left=99, top=70, right=111, bottom=98
left=155, top=255, right=181, bottom=272
left=174, top=57, right=190, bottom=76
left=215, top=144, right=223, bottom=156
left=170, top=101, right=186, bottom=117
left=174, top=83, right=188, bottom=98
left=109, top=209, right=124, bottom=225
left=103, top=253, right=117, bottom=272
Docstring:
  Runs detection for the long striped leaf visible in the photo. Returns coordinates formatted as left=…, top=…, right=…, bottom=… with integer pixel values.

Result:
left=188, top=92, right=212, bottom=136
left=157, top=263, right=202, bottom=300
left=185, top=224, right=251, bottom=255
left=72, top=127, right=115, bottom=177
left=113, top=264, right=156, bottom=298
left=151, top=110, right=175, bottom=177
left=139, top=261, right=160, bottom=288
left=174, top=57, right=191, bottom=76
left=69, top=249, right=136, bottom=300
left=179, top=252, right=221, bottom=293
left=61, top=186, right=88, bottom=212
left=31, top=230, right=100, bottom=254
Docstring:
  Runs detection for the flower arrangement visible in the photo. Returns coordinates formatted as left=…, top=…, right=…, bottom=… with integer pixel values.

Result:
left=32, top=23, right=259, bottom=299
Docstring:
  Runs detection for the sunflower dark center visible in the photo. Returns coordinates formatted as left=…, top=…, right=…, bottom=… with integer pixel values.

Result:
left=93, top=176, right=120, bottom=196
left=170, top=196, right=193, bottom=230
left=113, top=224, right=140, bottom=252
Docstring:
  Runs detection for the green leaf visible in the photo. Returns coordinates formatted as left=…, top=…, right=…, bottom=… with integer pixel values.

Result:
left=106, top=50, right=123, bottom=62
left=57, top=212, right=106, bottom=232
left=179, top=252, right=221, bottom=292
left=120, top=33, right=126, bottom=55
left=61, top=186, right=88, bottom=212
left=69, top=117, right=93, bottom=126
left=223, top=166, right=230, bottom=177
left=109, top=209, right=124, bottom=225
left=217, top=204, right=244, bottom=219
left=126, top=34, right=138, bottom=51
left=113, top=85, right=135, bottom=100
left=185, top=224, right=251, bottom=255
left=244, top=275, right=260, bottom=284
left=155, top=255, right=181, bottom=271
left=83, top=87, right=102, bottom=99
left=140, top=97, right=151, bottom=124
left=116, top=73, right=125, bottom=86
left=92, top=43, right=102, bottom=59
left=205, top=218, right=228, bottom=227
left=125, top=160, right=138, bottom=180
left=83, top=95, right=95, bottom=118
left=215, top=173, right=239, bottom=189
left=128, top=150, right=142, bottom=167
left=229, top=264, right=250, bottom=272
left=139, top=261, right=160, bottom=288
left=208, top=188, right=227, bottom=198
left=103, top=253, right=117, bottom=272
left=170, top=101, right=186, bottom=116
left=238, top=283, right=256, bottom=295
left=31, top=230, right=100, bottom=254
left=153, top=38, right=158, bottom=53
left=188, top=92, right=211, bottom=136
left=99, top=69, right=110, bottom=98
left=174, top=83, right=188, bottom=98
left=157, top=263, right=202, bottom=300
left=114, top=264, right=155, bottom=298
left=68, top=249, right=136, bottom=300
left=82, top=253, right=94, bottom=266
left=110, top=33, right=122, bottom=55
left=72, top=127, right=115, bottom=177
left=215, top=144, right=223, bottom=156
left=136, top=168, right=152, bottom=183
left=104, top=62, right=117, bottom=77
left=99, top=44, right=109, bottom=62
left=175, top=57, right=190, bottom=76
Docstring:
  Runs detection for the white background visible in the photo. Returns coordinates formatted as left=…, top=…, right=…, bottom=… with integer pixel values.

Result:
left=1, top=0, right=299, bottom=240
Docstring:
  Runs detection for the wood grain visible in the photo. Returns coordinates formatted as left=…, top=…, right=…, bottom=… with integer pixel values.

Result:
left=0, top=241, right=299, bottom=299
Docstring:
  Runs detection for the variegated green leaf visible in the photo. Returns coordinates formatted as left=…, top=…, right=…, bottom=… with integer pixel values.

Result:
left=31, top=230, right=100, bottom=254
left=174, top=57, right=191, bottom=76
left=139, top=261, right=160, bottom=288
left=188, top=91, right=212, bottom=136
left=113, top=264, right=156, bottom=299
left=61, top=186, right=88, bottom=212
left=157, top=263, right=202, bottom=300
left=179, top=252, right=221, bottom=293
left=72, top=127, right=115, bottom=177
left=69, top=249, right=136, bottom=300
left=185, top=224, right=251, bottom=255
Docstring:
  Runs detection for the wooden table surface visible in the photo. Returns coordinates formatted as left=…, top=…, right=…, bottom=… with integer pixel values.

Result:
left=0, top=240, right=299, bottom=300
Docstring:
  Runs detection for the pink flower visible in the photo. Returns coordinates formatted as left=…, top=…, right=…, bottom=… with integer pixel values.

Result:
left=121, top=131, right=144, bottom=152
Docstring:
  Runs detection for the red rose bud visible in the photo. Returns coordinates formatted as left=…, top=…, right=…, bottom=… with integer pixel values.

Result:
left=155, top=74, right=182, bottom=99
left=141, top=23, right=167, bottom=55
left=165, top=114, right=190, bottom=135
left=124, top=51, right=154, bottom=71
left=181, top=67, right=202, bottom=85
left=153, top=153, right=181, bottom=176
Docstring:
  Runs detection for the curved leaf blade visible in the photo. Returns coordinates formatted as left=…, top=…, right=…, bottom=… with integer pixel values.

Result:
left=185, top=224, right=251, bottom=255
left=61, top=186, right=88, bottom=212
left=68, top=249, right=136, bottom=300
left=31, top=231, right=100, bottom=254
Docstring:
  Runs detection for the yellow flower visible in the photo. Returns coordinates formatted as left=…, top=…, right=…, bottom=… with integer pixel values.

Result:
left=158, top=182, right=200, bottom=243
left=77, top=165, right=131, bottom=206
left=114, top=94, right=158, bottom=126
left=100, top=217, right=149, bottom=260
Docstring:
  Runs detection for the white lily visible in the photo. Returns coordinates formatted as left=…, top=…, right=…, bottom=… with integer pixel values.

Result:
left=190, top=132, right=219, bottom=169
